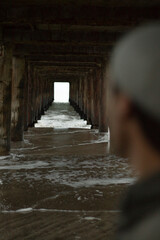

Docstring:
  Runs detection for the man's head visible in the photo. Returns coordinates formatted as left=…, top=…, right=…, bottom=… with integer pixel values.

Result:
left=109, top=23, right=160, bottom=174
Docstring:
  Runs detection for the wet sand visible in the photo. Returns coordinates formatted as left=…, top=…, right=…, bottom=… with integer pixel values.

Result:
left=0, top=103, right=134, bottom=240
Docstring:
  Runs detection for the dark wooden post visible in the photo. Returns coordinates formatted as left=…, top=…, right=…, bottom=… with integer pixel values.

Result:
left=81, top=77, right=86, bottom=119
left=24, top=62, right=29, bottom=131
left=53, top=81, right=54, bottom=102
left=0, top=44, right=12, bottom=154
left=83, top=75, right=88, bottom=120
left=27, top=65, right=35, bottom=127
left=11, top=57, right=25, bottom=141
left=99, top=63, right=108, bottom=132
left=91, top=69, right=100, bottom=129
left=78, top=78, right=83, bottom=118
left=69, top=81, right=73, bottom=104
left=87, top=75, right=92, bottom=124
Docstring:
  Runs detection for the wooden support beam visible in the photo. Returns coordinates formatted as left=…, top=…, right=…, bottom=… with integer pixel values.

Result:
left=80, top=78, right=84, bottom=119
left=39, top=72, right=87, bottom=80
left=23, top=62, right=29, bottom=131
left=11, top=57, right=25, bottom=141
left=13, top=43, right=112, bottom=56
left=86, top=75, right=92, bottom=125
left=83, top=75, right=88, bottom=120
left=0, top=44, right=12, bottom=154
left=27, top=65, right=35, bottom=126
left=27, top=55, right=103, bottom=63
left=1, top=0, right=160, bottom=8
left=34, top=71, right=39, bottom=122
left=99, top=63, right=108, bottom=132
left=91, top=69, right=101, bottom=129
left=30, top=62, right=100, bottom=68
left=36, top=66, right=96, bottom=72
left=80, top=78, right=86, bottom=119
left=69, top=81, right=73, bottom=105
left=78, top=78, right=83, bottom=118
left=36, top=74, right=42, bottom=120
left=43, top=76, right=76, bottom=82
left=90, top=72, right=98, bottom=128
left=1, top=6, right=160, bottom=26
left=3, top=28, right=122, bottom=44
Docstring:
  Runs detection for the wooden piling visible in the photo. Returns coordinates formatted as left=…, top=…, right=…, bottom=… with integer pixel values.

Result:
left=11, top=57, right=25, bottom=141
left=0, top=44, right=12, bottom=154
left=99, top=64, right=108, bottom=132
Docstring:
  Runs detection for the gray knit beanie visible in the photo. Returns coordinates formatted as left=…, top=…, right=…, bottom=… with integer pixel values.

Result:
left=110, top=23, right=160, bottom=120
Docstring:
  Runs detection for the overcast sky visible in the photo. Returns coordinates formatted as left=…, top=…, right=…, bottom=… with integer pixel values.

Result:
left=54, top=82, right=70, bottom=102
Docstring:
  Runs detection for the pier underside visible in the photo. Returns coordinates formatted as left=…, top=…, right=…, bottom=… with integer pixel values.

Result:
left=0, top=1, right=159, bottom=239
left=1, top=0, right=160, bottom=153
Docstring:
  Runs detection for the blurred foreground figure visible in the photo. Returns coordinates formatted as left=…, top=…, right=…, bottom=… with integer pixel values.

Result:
left=109, top=24, right=160, bottom=240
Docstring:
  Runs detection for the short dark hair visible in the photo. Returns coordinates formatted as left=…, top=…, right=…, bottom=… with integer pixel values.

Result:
left=113, top=85, right=160, bottom=153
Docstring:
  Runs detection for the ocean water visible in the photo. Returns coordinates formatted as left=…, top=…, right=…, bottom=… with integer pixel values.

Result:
left=0, top=102, right=134, bottom=240
left=35, top=102, right=92, bottom=129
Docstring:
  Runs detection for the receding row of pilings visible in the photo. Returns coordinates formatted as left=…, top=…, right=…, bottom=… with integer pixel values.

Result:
left=0, top=45, right=108, bottom=155
left=69, top=66, right=108, bottom=132
left=0, top=45, right=54, bottom=155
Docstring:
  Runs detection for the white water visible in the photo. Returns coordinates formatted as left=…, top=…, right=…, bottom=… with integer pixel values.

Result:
left=35, top=102, right=91, bottom=129
left=0, top=154, right=134, bottom=188
left=0, top=101, right=134, bottom=214
left=0, top=102, right=133, bottom=190
left=2, top=208, right=120, bottom=214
